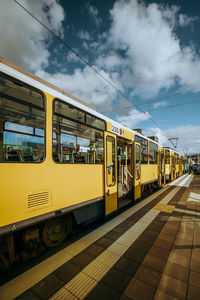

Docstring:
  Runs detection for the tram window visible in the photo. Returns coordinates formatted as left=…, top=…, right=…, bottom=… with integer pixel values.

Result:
left=0, top=74, right=45, bottom=163
left=149, top=142, right=158, bottom=164
left=136, top=144, right=140, bottom=163
left=165, top=150, right=170, bottom=164
left=54, top=101, right=85, bottom=123
left=53, top=99, right=104, bottom=164
left=86, top=114, right=106, bottom=131
left=0, top=75, right=43, bottom=108
left=175, top=154, right=179, bottom=164
left=135, top=135, right=148, bottom=164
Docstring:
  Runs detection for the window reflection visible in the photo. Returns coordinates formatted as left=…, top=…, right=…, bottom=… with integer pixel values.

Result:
left=53, top=100, right=105, bottom=164
left=135, top=135, right=148, bottom=164
left=0, top=74, right=45, bottom=162
left=149, top=142, right=158, bottom=164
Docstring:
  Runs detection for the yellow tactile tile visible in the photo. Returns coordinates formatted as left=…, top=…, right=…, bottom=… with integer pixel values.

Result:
left=83, top=259, right=110, bottom=281
left=107, top=242, right=128, bottom=256
left=100, top=218, right=124, bottom=232
left=115, top=232, right=137, bottom=247
left=0, top=250, right=72, bottom=300
left=50, top=288, right=77, bottom=300
left=64, top=272, right=97, bottom=299
left=50, top=179, right=190, bottom=300
left=0, top=175, right=190, bottom=300
left=160, top=186, right=180, bottom=204
left=96, top=249, right=120, bottom=266
left=153, top=203, right=175, bottom=213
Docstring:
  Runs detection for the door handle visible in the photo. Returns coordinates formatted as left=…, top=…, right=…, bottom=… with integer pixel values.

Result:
left=107, top=190, right=110, bottom=196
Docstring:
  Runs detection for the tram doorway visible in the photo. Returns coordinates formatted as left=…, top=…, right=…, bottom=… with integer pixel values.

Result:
left=117, top=138, right=133, bottom=208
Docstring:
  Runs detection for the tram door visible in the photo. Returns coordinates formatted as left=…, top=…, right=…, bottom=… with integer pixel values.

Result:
left=117, top=139, right=133, bottom=207
left=160, top=149, right=165, bottom=186
left=134, top=142, right=141, bottom=200
left=104, top=132, right=117, bottom=216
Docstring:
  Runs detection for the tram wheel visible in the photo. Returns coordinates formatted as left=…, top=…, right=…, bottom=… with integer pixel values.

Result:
left=42, top=215, right=72, bottom=248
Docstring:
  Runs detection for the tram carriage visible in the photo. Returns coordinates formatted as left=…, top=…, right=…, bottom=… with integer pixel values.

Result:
left=163, top=148, right=173, bottom=181
left=0, top=59, right=186, bottom=269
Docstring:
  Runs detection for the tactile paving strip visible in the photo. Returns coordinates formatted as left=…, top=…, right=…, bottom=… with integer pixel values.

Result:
left=0, top=175, right=192, bottom=300
left=50, top=182, right=191, bottom=300
left=153, top=203, right=175, bottom=213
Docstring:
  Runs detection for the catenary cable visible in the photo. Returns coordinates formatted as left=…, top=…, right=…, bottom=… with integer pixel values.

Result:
left=13, top=0, right=164, bottom=131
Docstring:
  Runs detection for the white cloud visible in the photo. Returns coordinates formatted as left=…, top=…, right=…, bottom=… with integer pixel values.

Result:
left=107, top=0, right=200, bottom=98
left=0, top=0, right=65, bottom=71
left=179, top=14, right=198, bottom=27
left=67, top=51, right=81, bottom=63
left=36, top=65, right=120, bottom=110
left=145, top=125, right=200, bottom=154
left=96, top=53, right=127, bottom=71
left=82, top=41, right=89, bottom=50
left=117, top=109, right=150, bottom=129
left=153, top=101, right=169, bottom=109
left=144, top=127, right=168, bottom=145
left=1, top=0, right=199, bottom=134
left=88, top=5, right=102, bottom=26
left=77, top=30, right=91, bottom=40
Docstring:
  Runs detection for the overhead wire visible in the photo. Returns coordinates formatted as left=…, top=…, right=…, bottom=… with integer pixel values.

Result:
left=13, top=0, right=164, bottom=131
left=102, top=92, right=183, bottom=114
left=103, top=90, right=200, bottom=115
left=14, top=0, right=199, bottom=153
left=146, top=98, right=200, bottom=112
left=136, top=88, right=200, bottom=106
left=177, top=141, right=200, bottom=147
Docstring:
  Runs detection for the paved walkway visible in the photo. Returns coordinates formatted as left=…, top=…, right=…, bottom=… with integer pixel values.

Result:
left=0, top=174, right=199, bottom=300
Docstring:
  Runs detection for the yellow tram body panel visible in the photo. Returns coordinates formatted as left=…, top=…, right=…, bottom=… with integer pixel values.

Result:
left=0, top=91, right=104, bottom=228
left=0, top=58, right=185, bottom=237
left=165, top=164, right=170, bottom=175
left=140, top=164, right=158, bottom=184
left=0, top=163, right=104, bottom=227
left=164, top=148, right=176, bottom=181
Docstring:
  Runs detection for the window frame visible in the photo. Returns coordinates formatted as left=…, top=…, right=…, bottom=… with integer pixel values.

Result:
left=106, top=135, right=116, bottom=187
left=135, top=135, right=148, bottom=164
left=52, top=98, right=106, bottom=165
left=0, top=72, right=46, bottom=164
left=136, top=144, right=140, bottom=164
left=175, top=153, right=179, bottom=165
left=165, top=150, right=170, bottom=164
left=149, top=141, right=158, bottom=164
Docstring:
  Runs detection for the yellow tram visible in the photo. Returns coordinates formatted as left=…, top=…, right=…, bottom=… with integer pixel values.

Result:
left=0, top=59, right=186, bottom=268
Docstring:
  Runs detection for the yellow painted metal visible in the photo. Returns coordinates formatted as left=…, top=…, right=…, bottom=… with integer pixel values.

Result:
left=121, top=129, right=134, bottom=140
left=134, top=142, right=141, bottom=200
left=118, top=155, right=121, bottom=184
left=106, top=121, right=112, bottom=133
left=104, top=132, right=117, bottom=216
left=125, top=145, right=127, bottom=187
left=107, top=121, right=134, bottom=140
left=165, top=164, right=170, bottom=175
left=160, top=148, right=165, bottom=185
left=175, top=161, right=179, bottom=177
left=170, top=150, right=175, bottom=181
left=140, top=164, right=158, bottom=184
left=0, top=93, right=104, bottom=227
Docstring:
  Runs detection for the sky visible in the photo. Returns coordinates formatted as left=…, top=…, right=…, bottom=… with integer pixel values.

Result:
left=0, top=0, right=200, bottom=155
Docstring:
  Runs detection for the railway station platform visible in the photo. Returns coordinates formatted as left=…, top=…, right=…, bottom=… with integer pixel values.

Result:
left=0, top=173, right=200, bottom=300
